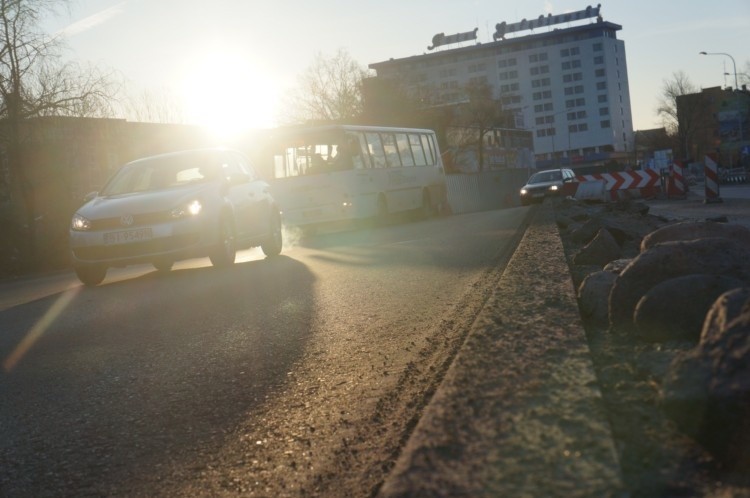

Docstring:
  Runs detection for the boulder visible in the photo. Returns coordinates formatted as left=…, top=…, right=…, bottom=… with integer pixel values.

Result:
left=661, top=288, right=750, bottom=470
left=573, top=228, right=622, bottom=267
left=555, top=214, right=575, bottom=230
left=633, top=274, right=747, bottom=343
left=701, top=287, right=750, bottom=342
left=578, top=270, right=617, bottom=326
left=609, top=237, right=750, bottom=333
left=640, top=221, right=750, bottom=252
left=569, top=218, right=603, bottom=245
left=603, top=258, right=632, bottom=274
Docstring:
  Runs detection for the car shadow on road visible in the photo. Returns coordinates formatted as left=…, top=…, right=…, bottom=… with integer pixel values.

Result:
left=0, top=255, right=319, bottom=496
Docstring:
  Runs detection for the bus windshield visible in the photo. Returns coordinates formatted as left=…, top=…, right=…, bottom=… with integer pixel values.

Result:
left=272, top=130, right=364, bottom=178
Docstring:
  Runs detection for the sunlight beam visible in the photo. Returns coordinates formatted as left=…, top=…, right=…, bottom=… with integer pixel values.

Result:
left=3, top=287, right=81, bottom=372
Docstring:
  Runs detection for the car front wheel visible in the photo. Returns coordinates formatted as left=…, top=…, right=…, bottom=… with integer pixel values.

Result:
left=261, top=209, right=283, bottom=257
left=74, top=264, right=107, bottom=286
left=209, top=217, right=236, bottom=267
left=152, top=258, right=173, bottom=272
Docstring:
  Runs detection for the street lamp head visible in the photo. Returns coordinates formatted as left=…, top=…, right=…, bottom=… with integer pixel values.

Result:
left=699, top=51, right=707, bottom=55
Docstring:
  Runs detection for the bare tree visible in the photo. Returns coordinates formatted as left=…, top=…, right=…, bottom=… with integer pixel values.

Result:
left=280, top=49, right=370, bottom=124
left=741, top=61, right=750, bottom=88
left=656, top=71, right=696, bottom=134
left=119, top=84, right=186, bottom=124
left=449, top=80, right=511, bottom=171
left=656, top=71, right=704, bottom=160
left=0, top=0, right=119, bottom=265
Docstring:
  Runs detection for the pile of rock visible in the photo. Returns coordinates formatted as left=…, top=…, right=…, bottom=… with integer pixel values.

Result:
left=559, top=199, right=750, bottom=472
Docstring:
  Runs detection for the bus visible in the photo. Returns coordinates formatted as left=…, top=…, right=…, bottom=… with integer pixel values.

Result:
left=260, top=125, right=449, bottom=227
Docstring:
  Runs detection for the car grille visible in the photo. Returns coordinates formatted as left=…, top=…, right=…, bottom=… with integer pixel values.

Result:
left=90, top=211, right=172, bottom=231
left=72, top=234, right=201, bottom=261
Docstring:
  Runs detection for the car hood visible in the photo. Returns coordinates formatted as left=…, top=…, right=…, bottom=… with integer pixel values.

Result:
left=77, top=184, right=214, bottom=219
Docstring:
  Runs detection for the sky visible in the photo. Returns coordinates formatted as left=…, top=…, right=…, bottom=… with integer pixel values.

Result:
left=44, top=0, right=750, bottom=139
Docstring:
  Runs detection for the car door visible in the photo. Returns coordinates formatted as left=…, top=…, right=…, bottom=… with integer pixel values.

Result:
left=220, top=152, right=256, bottom=241
left=234, top=153, right=270, bottom=239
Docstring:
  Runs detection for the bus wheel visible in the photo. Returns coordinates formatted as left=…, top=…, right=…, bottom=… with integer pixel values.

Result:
left=421, top=189, right=435, bottom=218
left=376, top=195, right=389, bottom=225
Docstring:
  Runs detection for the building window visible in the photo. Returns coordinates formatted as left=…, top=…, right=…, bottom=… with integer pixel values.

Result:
left=594, top=56, right=604, bottom=64
left=575, top=98, right=585, bottom=106
left=560, top=48, right=570, bottom=57
left=468, top=63, right=486, bottom=73
left=570, top=47, right=580, bottom=56
left=596, top=81, right=607, bottom=90
left=598, top=94, right=608, bottom=103
left=599, top=107, right=610, bottom=116
left=601, top=120, right=611, bottom=128
left=595, top=68, right=606, bottom=77
left=593, top=42, right=603, bottom=51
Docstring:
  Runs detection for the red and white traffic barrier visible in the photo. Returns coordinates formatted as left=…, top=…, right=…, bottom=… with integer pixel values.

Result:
left=568, top=169, right=661, bottom=201
left=667, top=160, right=686, bottom=199
left=704, top=154, right=723, bottom=203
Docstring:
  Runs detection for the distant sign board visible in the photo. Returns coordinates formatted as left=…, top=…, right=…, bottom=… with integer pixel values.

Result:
left=493, top=4, right=602, bottom=40
left=428, top=28, right=478, bottom=50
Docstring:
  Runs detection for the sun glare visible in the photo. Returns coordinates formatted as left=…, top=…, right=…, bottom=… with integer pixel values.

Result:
left=180, top=50, right=279, bottom=140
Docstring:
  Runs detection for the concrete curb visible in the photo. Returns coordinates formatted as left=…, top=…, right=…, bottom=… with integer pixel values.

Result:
left=379, top=202, right=624, bottom=497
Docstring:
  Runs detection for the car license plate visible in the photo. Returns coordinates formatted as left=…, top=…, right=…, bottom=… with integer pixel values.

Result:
left=104, top=228, right=153, bottom=245
left=532, top=192, right=544, bottom=198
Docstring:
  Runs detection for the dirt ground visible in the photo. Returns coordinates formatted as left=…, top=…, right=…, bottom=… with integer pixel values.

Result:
left=558, top=198, right=750, bottom=498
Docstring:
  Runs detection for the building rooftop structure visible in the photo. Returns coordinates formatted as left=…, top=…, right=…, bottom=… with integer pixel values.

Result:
left=368, top=5, right=634, bottom=172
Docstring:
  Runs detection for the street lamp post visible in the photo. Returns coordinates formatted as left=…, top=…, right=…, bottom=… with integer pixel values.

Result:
left=700, top=51, right=739, bottom=90
left=700, top=51, right=745, bottom=153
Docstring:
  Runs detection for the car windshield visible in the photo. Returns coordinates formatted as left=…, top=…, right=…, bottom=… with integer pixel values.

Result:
left=100, top=152, right=221, bottom=196
left=528, top=170, right=562, bottom=184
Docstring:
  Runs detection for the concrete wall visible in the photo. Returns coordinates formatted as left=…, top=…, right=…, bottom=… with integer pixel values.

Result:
left=446, top=169, right=531, bottom=214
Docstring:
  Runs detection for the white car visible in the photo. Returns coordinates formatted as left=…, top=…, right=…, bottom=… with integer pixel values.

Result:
left=69, top=148, right=283, bottom=286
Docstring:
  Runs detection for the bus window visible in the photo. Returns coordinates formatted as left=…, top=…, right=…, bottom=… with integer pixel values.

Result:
left=396, top=133, right=415, bottom=166
left=365, top=132, right=387, bottom=168
left=421, top=134, right=435, bottom=165
left=382, top=133, right=401, bottom=167
left=274, top=154, right=286, bottom=179
left=357, top=133, right=371, bottom=168
left=409, top=134, right=427, bottom=166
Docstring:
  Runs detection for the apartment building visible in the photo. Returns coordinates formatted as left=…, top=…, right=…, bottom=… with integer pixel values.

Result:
left=368, top=6, right=634, bottom=170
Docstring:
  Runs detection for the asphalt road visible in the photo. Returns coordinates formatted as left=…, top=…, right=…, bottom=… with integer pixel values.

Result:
left=0, top=207, right=531, bottom=497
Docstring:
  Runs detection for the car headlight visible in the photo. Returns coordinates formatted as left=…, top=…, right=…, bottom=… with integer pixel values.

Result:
left=71, top=213, right=91, bottom=231
left=548, top=185, right=559, bottom=191
left=171, top=200, right=203, bottom=218
left=520, top=188, right=528, bottom=195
